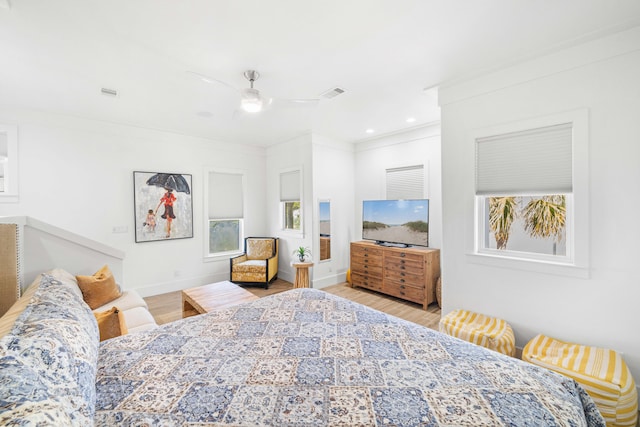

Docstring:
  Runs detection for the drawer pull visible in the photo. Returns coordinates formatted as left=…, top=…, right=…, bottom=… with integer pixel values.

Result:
left=400, top=285, right=405, bottom=289
left=400, top=272, right=405, bottom=276
left=400, top=266, right=405, bottom=270
left=400, top=279, right=405, bottom=283
left=400, top=253, right=406, bottom=257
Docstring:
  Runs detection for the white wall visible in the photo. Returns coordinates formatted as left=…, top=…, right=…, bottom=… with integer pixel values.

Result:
left=0, top=108, right=267, bottom=296
left=311, top=134, right=355, bottom=288
left=266, top=133, right=314, bottom=284
left=440, top=27, right=640, bottom=383
left=354, top=124, right=442, bottom=249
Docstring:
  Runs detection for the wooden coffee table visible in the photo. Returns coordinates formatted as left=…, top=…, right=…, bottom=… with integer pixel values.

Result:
left=182, top=281, right=259, bottom=318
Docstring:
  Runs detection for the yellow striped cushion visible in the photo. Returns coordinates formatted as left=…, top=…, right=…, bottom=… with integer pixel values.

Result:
left=439, top=309, right=516, bottom=356
left=523, top=334, right=638, bottom=427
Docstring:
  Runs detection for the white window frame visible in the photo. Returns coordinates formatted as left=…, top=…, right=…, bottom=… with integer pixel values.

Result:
left=203, top=167, right=246, bottom=261
left=468, top=109, right=589, bottom=278
left=279, top=166, right=304, bottom=237
left=0, top=124, right=19, bottom=203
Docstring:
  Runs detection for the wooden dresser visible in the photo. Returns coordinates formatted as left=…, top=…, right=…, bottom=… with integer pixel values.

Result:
left=350, top=241, right=440, bottom=310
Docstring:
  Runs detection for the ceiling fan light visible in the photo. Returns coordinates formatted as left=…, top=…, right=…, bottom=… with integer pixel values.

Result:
left=241, top=88, right=263, bottom=113
left=241, top=98, right=263, bottom=113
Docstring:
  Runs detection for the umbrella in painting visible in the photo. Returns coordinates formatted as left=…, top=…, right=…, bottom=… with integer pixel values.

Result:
left=146, top=173, right=191, bottom=194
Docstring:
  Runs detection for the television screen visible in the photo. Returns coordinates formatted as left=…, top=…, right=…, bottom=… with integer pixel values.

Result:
left=362, top=199, right=429, bottom=247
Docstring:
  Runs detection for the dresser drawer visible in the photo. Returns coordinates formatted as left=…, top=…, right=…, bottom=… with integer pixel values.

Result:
left=351, top=245, right=383, bottom=258
left=351, top=260, right=383, bottom=277
left=383, top=270, right=424, bottom=289
left=385, top=250, right=424, bottom=263
left=383, top=281, right=425, bottom=304
left=384, top=257, right=425, bottom=276
left=351, top=273, right=383, bottom=292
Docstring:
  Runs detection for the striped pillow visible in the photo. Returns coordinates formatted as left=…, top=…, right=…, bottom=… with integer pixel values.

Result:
left=523, top=334, right=637, bottom=427
left=439, top=309, right=516, bottom=356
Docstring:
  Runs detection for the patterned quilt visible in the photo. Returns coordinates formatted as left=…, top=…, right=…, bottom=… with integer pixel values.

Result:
left=95, top=289, right=605, bottom=426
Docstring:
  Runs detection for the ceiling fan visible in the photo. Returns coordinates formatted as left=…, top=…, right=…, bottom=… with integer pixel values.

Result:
left=189, top=69, right=320, bottom=114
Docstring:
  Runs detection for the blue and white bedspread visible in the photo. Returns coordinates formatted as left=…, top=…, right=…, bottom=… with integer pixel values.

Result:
left=95, top=288, right=605, bottom=426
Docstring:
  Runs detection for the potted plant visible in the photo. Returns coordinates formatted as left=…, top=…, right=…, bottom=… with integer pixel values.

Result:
left=293, top=246, right=311, bottom=262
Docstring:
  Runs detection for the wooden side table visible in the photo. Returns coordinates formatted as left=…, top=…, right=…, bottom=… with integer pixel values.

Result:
left=292, top=262, right=314, bottom=288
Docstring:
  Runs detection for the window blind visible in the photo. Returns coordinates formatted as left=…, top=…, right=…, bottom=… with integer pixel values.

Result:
left=208, top=171, right=243, bottom=219
left=280, top=170, right=300, bottom=202
left=386, top=165, right=424, bottom=200
left=476, top=123, right=572, bottom=195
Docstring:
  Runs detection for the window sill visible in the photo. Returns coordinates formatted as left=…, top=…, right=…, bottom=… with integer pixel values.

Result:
left=466, top=252, right=590, bottom=279
left=203, top=250, right=243, bottom=263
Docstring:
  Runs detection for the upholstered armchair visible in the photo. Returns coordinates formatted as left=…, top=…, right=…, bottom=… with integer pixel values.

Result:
left=230, top=237, right=279, bottom=289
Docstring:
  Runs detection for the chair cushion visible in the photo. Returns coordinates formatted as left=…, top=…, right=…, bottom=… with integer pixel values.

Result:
left=439, top=309, right=515, bottom=356
left=523, top=334, right=638, bottom=427
left=246, top=239, right=274, bottom=260
left=234, top=259, right=267, bottom=273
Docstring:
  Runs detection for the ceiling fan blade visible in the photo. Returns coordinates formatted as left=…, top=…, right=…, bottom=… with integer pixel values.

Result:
left=272, top=97, right=320, bottom=108
left=186, top=71, right=239, bottom=93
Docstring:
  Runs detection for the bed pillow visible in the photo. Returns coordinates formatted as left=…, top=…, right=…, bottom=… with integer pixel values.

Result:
left=0, top=276, right=41, bottom=339
left=94, top=307, right=127, bottom=341
left=76, top=265, right=121, bottom=310
left=0, top=274, right=99, bottom=425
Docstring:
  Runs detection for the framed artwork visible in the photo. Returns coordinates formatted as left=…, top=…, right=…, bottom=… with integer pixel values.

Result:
left=133, top=171, right=193, bottom=243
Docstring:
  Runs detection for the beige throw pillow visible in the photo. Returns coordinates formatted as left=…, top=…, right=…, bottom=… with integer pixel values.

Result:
left=76, top=265, right=121, bottom=310
left=94, top=306, right=127, bottom=341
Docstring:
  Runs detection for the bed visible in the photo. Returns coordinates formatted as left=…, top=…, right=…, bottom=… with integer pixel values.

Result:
left=94, top=288, right=605, bottom=426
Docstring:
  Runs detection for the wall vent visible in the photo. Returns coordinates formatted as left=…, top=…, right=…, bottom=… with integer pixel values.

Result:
left=321, top=87, right=345, bottom=99
left=101, top=87, right=118, bottom=97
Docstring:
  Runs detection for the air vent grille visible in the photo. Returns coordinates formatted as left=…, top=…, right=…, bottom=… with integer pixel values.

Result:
left=321, top=87, right=345, bottom=99
left=101, top=87, right=118, bottom=97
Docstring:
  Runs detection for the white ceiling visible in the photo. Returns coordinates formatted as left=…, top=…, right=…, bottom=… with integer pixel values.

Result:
left=0, top=1, right=639, bottom=146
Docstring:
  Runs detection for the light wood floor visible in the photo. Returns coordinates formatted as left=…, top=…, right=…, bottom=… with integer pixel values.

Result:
left=144, top=279, right=442, bottom=330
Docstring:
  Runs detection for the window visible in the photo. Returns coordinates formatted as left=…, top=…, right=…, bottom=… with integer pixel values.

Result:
left=475, top=123, right=574, bottom=263
left=206, top=170, right=244, bottom=256
left=280, top=169, right=301, bottom=232
left=0, top=124, right=18, bottom=203
left=386, top=165, right=424, bottom=199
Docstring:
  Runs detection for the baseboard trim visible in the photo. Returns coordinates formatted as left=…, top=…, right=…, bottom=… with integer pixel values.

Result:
left=132, top=272, right=230, bottom=298
left=312, top=272, right=347, bottom=289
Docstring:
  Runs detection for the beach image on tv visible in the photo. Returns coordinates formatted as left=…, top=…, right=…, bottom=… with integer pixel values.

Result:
left=363, top=199, right=429, bottom=246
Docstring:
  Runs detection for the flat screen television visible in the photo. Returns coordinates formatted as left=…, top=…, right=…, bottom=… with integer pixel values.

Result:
left=362, top=199, right=429, bottom=247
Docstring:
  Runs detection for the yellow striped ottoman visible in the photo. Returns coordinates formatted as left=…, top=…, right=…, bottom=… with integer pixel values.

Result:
left=439, top=309, right=515, bottom=356
left=523, top=334, right=637, bottom=427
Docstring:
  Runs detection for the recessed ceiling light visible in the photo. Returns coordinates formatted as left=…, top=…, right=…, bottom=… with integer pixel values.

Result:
left=365, top=129, right=375, bottom=134
left=406, top=117, right=416, bottom=123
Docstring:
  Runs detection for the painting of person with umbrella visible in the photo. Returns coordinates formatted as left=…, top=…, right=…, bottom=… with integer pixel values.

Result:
left=133, top=172, right=193, bottom=243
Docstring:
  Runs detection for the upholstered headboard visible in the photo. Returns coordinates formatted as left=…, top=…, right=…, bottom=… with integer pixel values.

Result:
left=0, top=223, right=22, bottom=317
